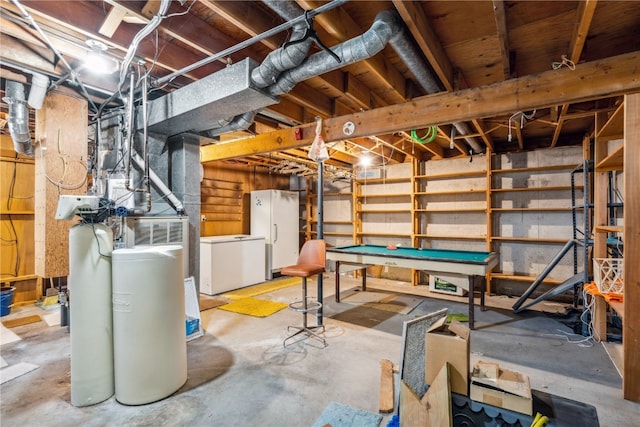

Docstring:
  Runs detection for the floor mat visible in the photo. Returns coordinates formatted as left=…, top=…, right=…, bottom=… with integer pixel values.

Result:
left=2, top=315, right=42, bottom=328
left=341, top=290, right=423, bottom=315
left=0, top=362, right=39, bottom=385
left=221, top=277, right=301, bottom=300
left=312, top=401, right=382, bottom=427
left=199, top=297, right=227, bottom=311
left=217, top=297, right=288, bottom=317
left=0, top=324, right=21, bottom=346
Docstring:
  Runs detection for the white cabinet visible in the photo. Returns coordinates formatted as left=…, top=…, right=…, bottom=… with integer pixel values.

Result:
left=199, top=235, right=266, bottom=295
left=251, top=190, right=299, bottom=279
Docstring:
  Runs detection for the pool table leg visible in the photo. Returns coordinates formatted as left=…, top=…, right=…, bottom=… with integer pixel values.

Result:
left=468, top=275, right=475, bottom=330
left=335, top=261, right=341, bottom=302
left=361, top=267, right=367, bottom=292
left=468, top=275, right=486, bottom=330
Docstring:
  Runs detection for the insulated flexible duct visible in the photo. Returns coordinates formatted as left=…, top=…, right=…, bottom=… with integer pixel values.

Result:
left=2, top=80, right=34, bottom=157
left=251, top=0, right=314, bottom=88
left=266, top=10, right=402, bottom=97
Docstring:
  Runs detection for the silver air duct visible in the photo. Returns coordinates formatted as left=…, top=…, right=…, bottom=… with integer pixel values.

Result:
left=2, top=80, right=34, bottom=157
left=266, top=10, right=402, bottom=97
left=251, top=1, right=314, bottom=88
left=205, top=112, right=256, bottom=138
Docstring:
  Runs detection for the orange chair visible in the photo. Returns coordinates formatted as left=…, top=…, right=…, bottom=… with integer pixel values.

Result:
left=281, top=239, right=327, bottom=347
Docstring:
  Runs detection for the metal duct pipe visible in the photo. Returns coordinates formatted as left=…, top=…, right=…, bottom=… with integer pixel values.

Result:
left=266, top=10, right=402, bottom=97
left=389, top=31, right=441, bottom=96
left=252, top=0, right=313, bottom=88
left=205, top=112, right=256, bottom=138
left=2, top=80, right=34, bottom=157
left=387, top=22, right=483, bottom=153
left=452, top=122, right=483, bottom=153
left=131, top=154, right=184, bottom=214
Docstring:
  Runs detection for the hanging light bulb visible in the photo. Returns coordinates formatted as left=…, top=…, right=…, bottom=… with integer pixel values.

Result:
left=85, top=39, right=119, bottom=75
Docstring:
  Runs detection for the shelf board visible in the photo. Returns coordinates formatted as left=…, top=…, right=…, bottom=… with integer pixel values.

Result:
left=491, top=164, right=577, bottom=174
left=595, top=144, right=624, bottom=171
left=415, top=208, right=486, bottom=213
left=490, top=273, right=563, bottom=285
left=0, top=274, right=38, bottom=284
left=415, top=234, right=486, bottom=240
left=355, top=177, right=410, bottom=184
left=414, top=189, right=486, bottom=196
left=596, top=102, right=624, bottom=140
left=491, top=186, right=581, bottom=192
left=595, top=225, right=624, bottom=233
left=490, top=236, right=570, bottom=243
left=415, top=170, right=486, bottom=180
left=309, top=231, right=353, bottom=237
left=609, top=300, right=624, bottom=320
left=309, top=220, right=353, bottom=225
left=359, top=209, right=411, bottom=214
left=309, top=192, right=353, bottom=198
left=356, top=193, right=411, bottom=198
left=356, top=232, right=411, bottom=237
left=0, top=210, right=35, bottom=215
left=491, top=207, right=573, bottom=212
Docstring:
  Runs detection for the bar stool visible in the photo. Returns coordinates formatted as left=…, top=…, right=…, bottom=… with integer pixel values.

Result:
left=281, top=239, right=327, bottom=347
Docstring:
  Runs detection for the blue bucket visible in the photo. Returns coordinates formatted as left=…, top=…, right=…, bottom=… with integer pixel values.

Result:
left=1, top=287, right=15, bottom=317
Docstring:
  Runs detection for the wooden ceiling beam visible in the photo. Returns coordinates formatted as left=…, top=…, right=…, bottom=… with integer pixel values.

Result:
left=199, top=0, right=285, bottom=51
left=392, top=0, right=453, bottom=92
left=202, top=51, right=640, bottom=162
left=398, top=131, right=443, bottom=159
left=98, top=5, right=127, bottom=38
left=323, top=51, right=640, bottom=142
left=492, top=0, right=511, bottom=80
left=551, top=0, right=598, bottom=147
left=14, top=0, right=216, bottom=80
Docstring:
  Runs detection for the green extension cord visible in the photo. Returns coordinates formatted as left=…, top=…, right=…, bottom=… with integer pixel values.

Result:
left=411, top=126, right=438, bottom=144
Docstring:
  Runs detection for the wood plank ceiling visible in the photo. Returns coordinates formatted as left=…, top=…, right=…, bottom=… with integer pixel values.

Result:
left=1, top=0, right=639, bottom=171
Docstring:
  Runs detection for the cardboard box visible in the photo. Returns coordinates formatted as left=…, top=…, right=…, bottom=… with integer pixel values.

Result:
left=425, top=318, right=470, bottom=396
left=428, top=274, right=467, bottom=296
left=469, top=361, right=533, bottom=415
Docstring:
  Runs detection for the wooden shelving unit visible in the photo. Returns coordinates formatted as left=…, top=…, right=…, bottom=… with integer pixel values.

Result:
left=489, top=148, right=584, bottom=293
left=354, top=172, right=412, bottom=245
left=592, top=96, right=640, bottom=401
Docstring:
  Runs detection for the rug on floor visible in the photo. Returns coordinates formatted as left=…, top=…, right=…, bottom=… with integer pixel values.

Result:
left=198, top=297, right=227, bottom=311
left=221, top=277, right=301, bottom=300
left=341, top=290, right=423, bottom=315
left=2, top=315, right=42, bottom=328
left=217, top=297, right=288, bottom=317
left=312, top=401, right=382, bottom=427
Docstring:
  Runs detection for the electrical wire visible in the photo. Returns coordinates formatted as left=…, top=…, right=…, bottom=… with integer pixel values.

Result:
left=1, top=159, right=21, bottom=276
left=552, top=55, right=576, bottom=71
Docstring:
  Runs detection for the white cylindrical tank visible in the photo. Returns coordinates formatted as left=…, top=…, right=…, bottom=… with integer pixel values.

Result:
left=112, top=245, right=187, bottom=405
left=69, top=223, right=114, bottom=407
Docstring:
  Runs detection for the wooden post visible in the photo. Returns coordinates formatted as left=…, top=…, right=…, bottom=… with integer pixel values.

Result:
left=34, top=92, right=87, bottom=278
left=623, top=93, right=639, bottom=402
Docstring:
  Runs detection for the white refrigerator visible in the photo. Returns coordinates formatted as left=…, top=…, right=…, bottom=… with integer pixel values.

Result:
left=250, top=190, right=299, bottom=279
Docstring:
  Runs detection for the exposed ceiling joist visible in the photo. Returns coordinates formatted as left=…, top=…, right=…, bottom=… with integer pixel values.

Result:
left=201, top=50, right=639, bottom=163
left=551, top=0, right=598, bottom=147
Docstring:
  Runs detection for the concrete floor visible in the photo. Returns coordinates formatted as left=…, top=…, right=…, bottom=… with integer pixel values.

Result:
left=1, top=275, right=639, bottom=426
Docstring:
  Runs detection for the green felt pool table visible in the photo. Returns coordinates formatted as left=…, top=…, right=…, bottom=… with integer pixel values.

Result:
left=326, top=244, right=498, bottom=329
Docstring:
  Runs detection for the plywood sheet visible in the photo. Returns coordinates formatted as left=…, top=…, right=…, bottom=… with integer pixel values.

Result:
left=34, top=91, right=87, bottom=278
